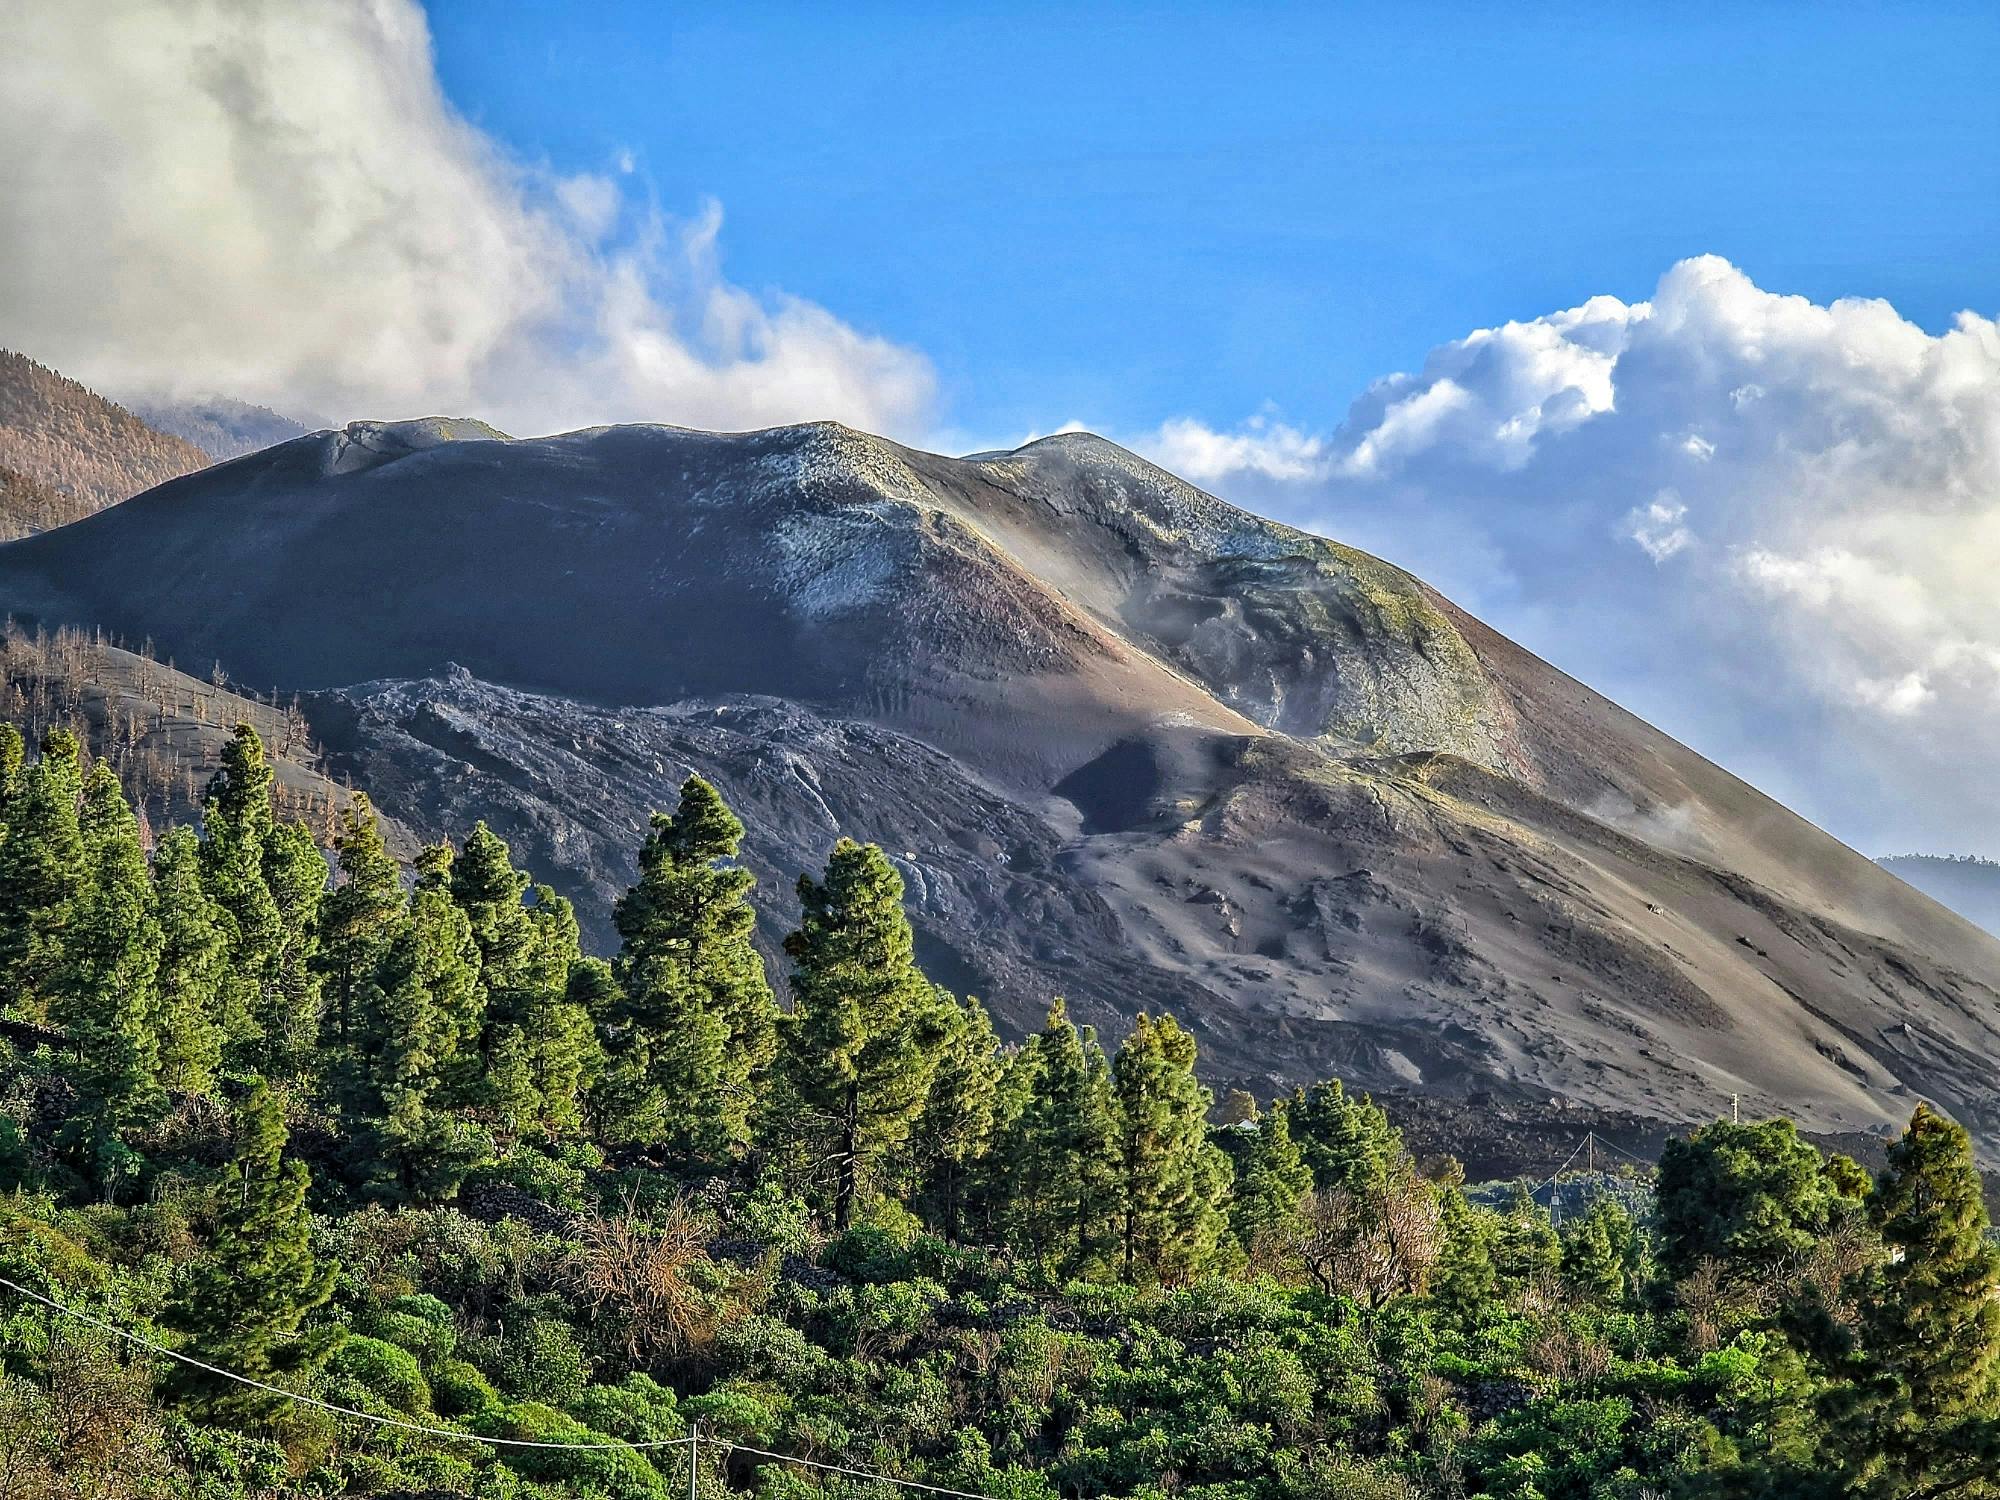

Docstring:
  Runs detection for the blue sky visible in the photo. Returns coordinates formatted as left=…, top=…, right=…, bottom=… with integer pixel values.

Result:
left=427, top=0, right=2000, bottom=443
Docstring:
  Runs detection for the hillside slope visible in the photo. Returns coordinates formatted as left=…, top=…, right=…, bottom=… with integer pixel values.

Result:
left=0, top=350, right=211, bottom=535
left=2, top=417, right=1996, bottom=1149
left=0, top=620, right=413, bottom=854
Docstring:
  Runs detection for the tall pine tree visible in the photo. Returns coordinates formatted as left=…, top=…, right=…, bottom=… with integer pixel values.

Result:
left=169, top=1079, right=337, bottom=1424
left=258, top=818, right=325, bottom=1079
left=341, top=871, right=490, bottom=1203
left=904, top=993, right=1002, bottom=1241
left=150, top=826, right=228, bottom=1096
left=994, top=999, right=1121, bottom=1280
left=1826, top=1105, right=2000, bottom=1497
left=0, top=728, right=85, bottom=1020
left=1432, top=1183, right=1500, bottom=1321
left=1112, top=1012, right=1230, bottom=1284
left=778, top=839, right=948, bottom=1229
left=522, top=881, right=600, bottom=1137
left=199, top=726, right=283, bottom=1056
left=446, top=825, right=595, bottom=1135
left=0, top=722, right=24, bottom=839
left=611, top=780, right=776, bottom=1159
left=316, top=796, right=404, bottom=1050
left=1290, top=1079, right=1399, bottom=1197
left=446, top=826, right=539, bottom=1121
left=1232, top=1099, right=1312, bottom=1271
left=54, top=762, right=164, bottom=1186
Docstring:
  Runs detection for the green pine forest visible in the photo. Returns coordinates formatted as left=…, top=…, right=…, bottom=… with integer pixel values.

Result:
left=1, top=722, right=1998, bottom=1500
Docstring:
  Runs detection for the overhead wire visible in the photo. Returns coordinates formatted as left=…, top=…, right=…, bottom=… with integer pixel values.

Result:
left=0, top=1273, right=1006, bottom=1495
left=0, top=1273, right=691, bottom=1452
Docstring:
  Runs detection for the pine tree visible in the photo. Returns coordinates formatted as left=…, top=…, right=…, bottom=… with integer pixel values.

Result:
left=1112, top=1012, right=1230, bottom=1284
left=1432, top=1184, right=1499, bottom=1320
left=967, top=1040, right=1041, bottom=1243
left=443, top=828, right=535, bottom=1120
left=778, top=839, right=949, bottom=1229
left=169, top=1080, right=337, bottom=1424
left=1655, top=1117, right=1851, bottom=1287
left=1290, top=1079, right=1399, bottom=1197
left=905, top=993, right=1002, bottom=1240
left=316, top=796, right=403, bottom=1048
left=199, top=725, right=282, bottom=1053
left=150, top=826, right=228, bottom=1096
left=1830, top=1105, right=2000, bottom=1496
left=1232, top=1100, right=1312, bottom=1268
left=611, top=780, right=776, bottom=1159
left=257, top=818, right=325, bottom=1079
left=452, top=823, right=538, bottom=1009
left=522, top=882, right=599, bottom=1137
left=0, top=728, right=85, bottom=1020
left=342, top=877, right=490, bottom=1203
left=1490, top=1184, right=1562, bottom=1290
left=0, top=721, right=24, bottom=830
left=441, top=827, right=597, bottom=1136
left=995, top=999, right=1121, bottom=1279
left=571, top=956, right=649, bottom=1139
left=54, top=763, right=164, bottom=1186
left=1560, top=1198, right=1636, bottom=1306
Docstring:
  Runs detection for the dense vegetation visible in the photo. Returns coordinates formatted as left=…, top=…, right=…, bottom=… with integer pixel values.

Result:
left=1, top=723, right=1997, bottom=1500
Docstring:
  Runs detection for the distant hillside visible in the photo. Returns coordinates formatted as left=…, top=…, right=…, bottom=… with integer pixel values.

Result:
left=1879, top=855, right=2000, bottom=938
left=126, top=392, right=310, bottom=460
left=0, top=464, right=94, bottom=535
left=0, top=618, right=410, bottom=854
left=0, top=350, right=210, bottom=537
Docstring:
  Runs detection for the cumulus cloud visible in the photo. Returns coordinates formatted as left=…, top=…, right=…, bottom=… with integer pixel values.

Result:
left=0, top=0, right=935, bottom=438
left=1151, top=413, right=1326, bottom=482
left=1133, top=257, right=2000, bottom=853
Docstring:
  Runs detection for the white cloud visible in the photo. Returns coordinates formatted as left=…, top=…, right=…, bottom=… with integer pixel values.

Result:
left=1129, top=257, right=2000, bottom=853
left=0, top=0, right=935, bottom=439
left=1626, top=492, right=1693, bottom=561
left=1152, top=413, right=1325, bottom=483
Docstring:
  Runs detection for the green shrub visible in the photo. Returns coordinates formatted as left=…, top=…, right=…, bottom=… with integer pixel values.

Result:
left=683, top=1383, right=780, bottom=1443
left=330, top=1334, right=433, bottom=1417
left=501, top=1316, right=592, bottom=1406
left=348, top=1290, right=459, bottom=1368
left=432, top=1357, right=503, bottom=1419
left=714, top=1314, right=825, bottom=1386
left=471, top=1145, right=595, bottom=1216
left=822, top=1224, right=911, bottom=1284
left=569, top=1373, right=685, bottom=1444
left=475, top=1400, right=669, bottom=1500
left=734, top=1174, right=815, bottom=1257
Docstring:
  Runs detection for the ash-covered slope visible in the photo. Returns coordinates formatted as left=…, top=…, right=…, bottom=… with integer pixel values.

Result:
left=4, top=417, right=1998, bottom=1149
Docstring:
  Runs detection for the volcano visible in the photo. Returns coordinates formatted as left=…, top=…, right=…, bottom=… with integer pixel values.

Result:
left=5, top=416, right=1997, bottom=1148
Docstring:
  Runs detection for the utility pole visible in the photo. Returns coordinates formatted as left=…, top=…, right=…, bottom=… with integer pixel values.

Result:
left=689, top=1425, right=699, bottom=1500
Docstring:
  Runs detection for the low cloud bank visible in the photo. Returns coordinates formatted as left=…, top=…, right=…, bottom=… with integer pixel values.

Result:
left=1137, top=258, right=2000, bottom=853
